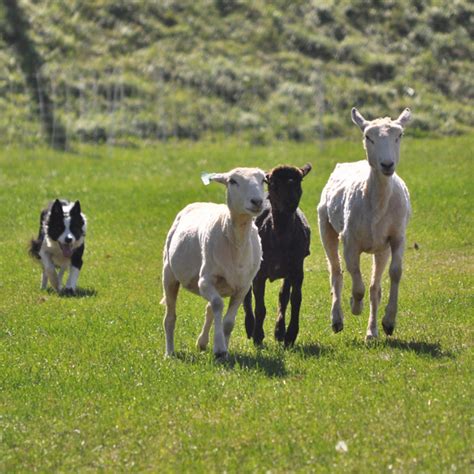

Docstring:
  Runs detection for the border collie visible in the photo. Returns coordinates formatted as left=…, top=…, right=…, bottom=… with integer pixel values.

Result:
left=30, top=199, right=87, bottom=295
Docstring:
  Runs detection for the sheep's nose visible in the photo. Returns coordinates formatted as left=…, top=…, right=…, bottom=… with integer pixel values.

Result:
left=65, top=236, right=73, bottom=244
left=381, top=162, right=394, bottom=171
left=251, top=198, right=263, bottom=208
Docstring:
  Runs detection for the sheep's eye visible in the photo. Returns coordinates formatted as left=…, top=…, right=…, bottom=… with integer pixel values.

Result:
left=365, top=135, right=374, bottom=144
left=229, top=178, right=237, bottom=185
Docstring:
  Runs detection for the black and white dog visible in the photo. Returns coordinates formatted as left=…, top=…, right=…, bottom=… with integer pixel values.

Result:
left=30, top=199, right=87, bottom=295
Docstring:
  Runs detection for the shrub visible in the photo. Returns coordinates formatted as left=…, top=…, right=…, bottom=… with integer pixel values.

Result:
left=214, top=0, right=240, bottom=16
left=321, top=114, right=345, bottom=137
left=427, top=6, right=455, bottom=33
left=362, top=57, right=397, bottom=82
left=286, top=26, right=336, bottom=60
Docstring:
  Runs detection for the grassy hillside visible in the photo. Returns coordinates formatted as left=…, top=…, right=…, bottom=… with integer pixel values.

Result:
left=1, top=0, right=473, bottom=145
left=0, top=136, right=472, bottom=471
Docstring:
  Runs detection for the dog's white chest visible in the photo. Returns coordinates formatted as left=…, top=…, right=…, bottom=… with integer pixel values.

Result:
left=46, top=242, right=70, bottom=267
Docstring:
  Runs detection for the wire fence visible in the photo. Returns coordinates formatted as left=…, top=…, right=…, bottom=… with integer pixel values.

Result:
left=0, top=67, right=326, bottom=148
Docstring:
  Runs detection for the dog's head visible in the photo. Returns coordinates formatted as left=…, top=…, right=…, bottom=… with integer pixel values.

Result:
left=46, top=199, right=87, bottom=257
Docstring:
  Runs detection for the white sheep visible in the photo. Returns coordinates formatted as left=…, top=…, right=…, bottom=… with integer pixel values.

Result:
left=162, top=167, right=266, bottom=358
left=317, top=107, right=412, bottom=340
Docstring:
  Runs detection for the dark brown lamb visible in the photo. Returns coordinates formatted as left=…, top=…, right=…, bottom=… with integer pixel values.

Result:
left=244, top=163, right=312, bottom=347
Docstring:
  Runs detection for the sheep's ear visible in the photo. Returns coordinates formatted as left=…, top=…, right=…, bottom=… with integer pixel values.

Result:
left=299, top=163, right=312, bottom=178
left=395, top=108, right=412, bottom=127
left=264, top=171, right=271, bottom=184
left=351, top=107, right=369, bottom=131
left=201, top=172, right=227, bottom=185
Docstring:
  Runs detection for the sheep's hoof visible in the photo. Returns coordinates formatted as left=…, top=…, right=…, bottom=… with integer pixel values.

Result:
left=332, top=321, right=344, bottom=333
left=253, top=329, right=265, bottom=346
left=284, top=338, right=296, bottom=349
left=350, top=296, right=363, bottom=315
left=252, top=337, right=264, bottom=348
left=196, top=340, right=208, bottom=351
left=214, top=351, right=229, bottom=361
left=62, top=288, right=76, bottom=297
left=365, top=333, right=378, bottom=343
left=274, top=327, right=286, bottom=342
left=382, top=321, right=395, bottom=336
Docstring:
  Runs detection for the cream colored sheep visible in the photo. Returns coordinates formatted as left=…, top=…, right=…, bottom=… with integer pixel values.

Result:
left=162, top=167, right=266, bottom=358
left=317, top=107, right=412, bottom=340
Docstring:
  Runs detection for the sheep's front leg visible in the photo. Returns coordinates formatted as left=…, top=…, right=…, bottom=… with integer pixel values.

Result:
left=274, top=279, right=291, bottom=342
left=319, top=213, right=344, bottom=332
left=252, top=275, right=267, bottom=345
left=196, top=303, right=213, bottom=351
left=382, top=238, right=405, bottom=336
left=344, top=244, right=365, bottom=316
left=285, top=271, right=303, bottom=347
left=199, top=277, right=227, bottom=358
left=367, top=249, right=390, bottom=340
left=223, top=289, right=248, bottom=349
left=243, top=289, right=255, bottom=339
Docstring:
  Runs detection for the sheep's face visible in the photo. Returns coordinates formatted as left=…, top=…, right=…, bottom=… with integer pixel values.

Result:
left=208, top=168, right=266, bottom=216
left=352, top=108, right=411, bottom=177
left=267, top=164, right=312, bottom=213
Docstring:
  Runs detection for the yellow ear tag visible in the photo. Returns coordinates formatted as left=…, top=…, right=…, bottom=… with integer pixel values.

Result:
left=201, top=172, right=215, bottom=185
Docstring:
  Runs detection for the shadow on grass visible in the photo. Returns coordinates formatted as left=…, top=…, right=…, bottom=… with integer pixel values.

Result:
left=229, top=351, right=287, bottom=378
left=46, top=287, right=97, bottom=298
left=293, top=342, right=335, bottom=359
left=349, top=337, right=455, bottom=359
left=385, top=338, right=456, bottom=359
left=174, top=349, right=287, bottom=378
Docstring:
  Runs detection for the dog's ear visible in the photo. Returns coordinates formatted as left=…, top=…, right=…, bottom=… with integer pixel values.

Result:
left=50, top=199, right=64, bottom=218
left=71, top=200, right=82, bottom=215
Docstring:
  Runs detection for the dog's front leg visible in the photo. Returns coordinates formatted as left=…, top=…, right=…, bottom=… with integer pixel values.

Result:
left=41, top=271, right=48, bottom=290
left=64, top=266, right=80, bottom=295
left=40, top=252, right=59, bottom=292
left=65, top=244, right=84, bottom=295
left=58, top=266, right=66, bottom=291
left=44, top=263, right=59, bottom=291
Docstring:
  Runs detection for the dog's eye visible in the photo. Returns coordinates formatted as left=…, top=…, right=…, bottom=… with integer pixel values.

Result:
left=229, top=178, right=238, bottom=185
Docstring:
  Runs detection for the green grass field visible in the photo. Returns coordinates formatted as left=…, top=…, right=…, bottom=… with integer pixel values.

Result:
left=0, top=136, right=472, bottom=472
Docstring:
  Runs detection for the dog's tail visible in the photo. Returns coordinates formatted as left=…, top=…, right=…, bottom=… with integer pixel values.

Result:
left=29, top=238, right=42, bottom=260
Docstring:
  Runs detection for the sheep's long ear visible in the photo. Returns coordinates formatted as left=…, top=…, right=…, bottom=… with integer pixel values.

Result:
left=201, top=172, right=227, bottom=185
left=395, top=108, right=412, bottom=127
left=299, top=163, right=312, bottom=178
left=351, top=107, right=369, bottom=131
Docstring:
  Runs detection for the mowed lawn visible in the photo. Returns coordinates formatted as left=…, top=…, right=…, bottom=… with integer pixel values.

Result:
left=0, top=136, right=472, bottom=472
